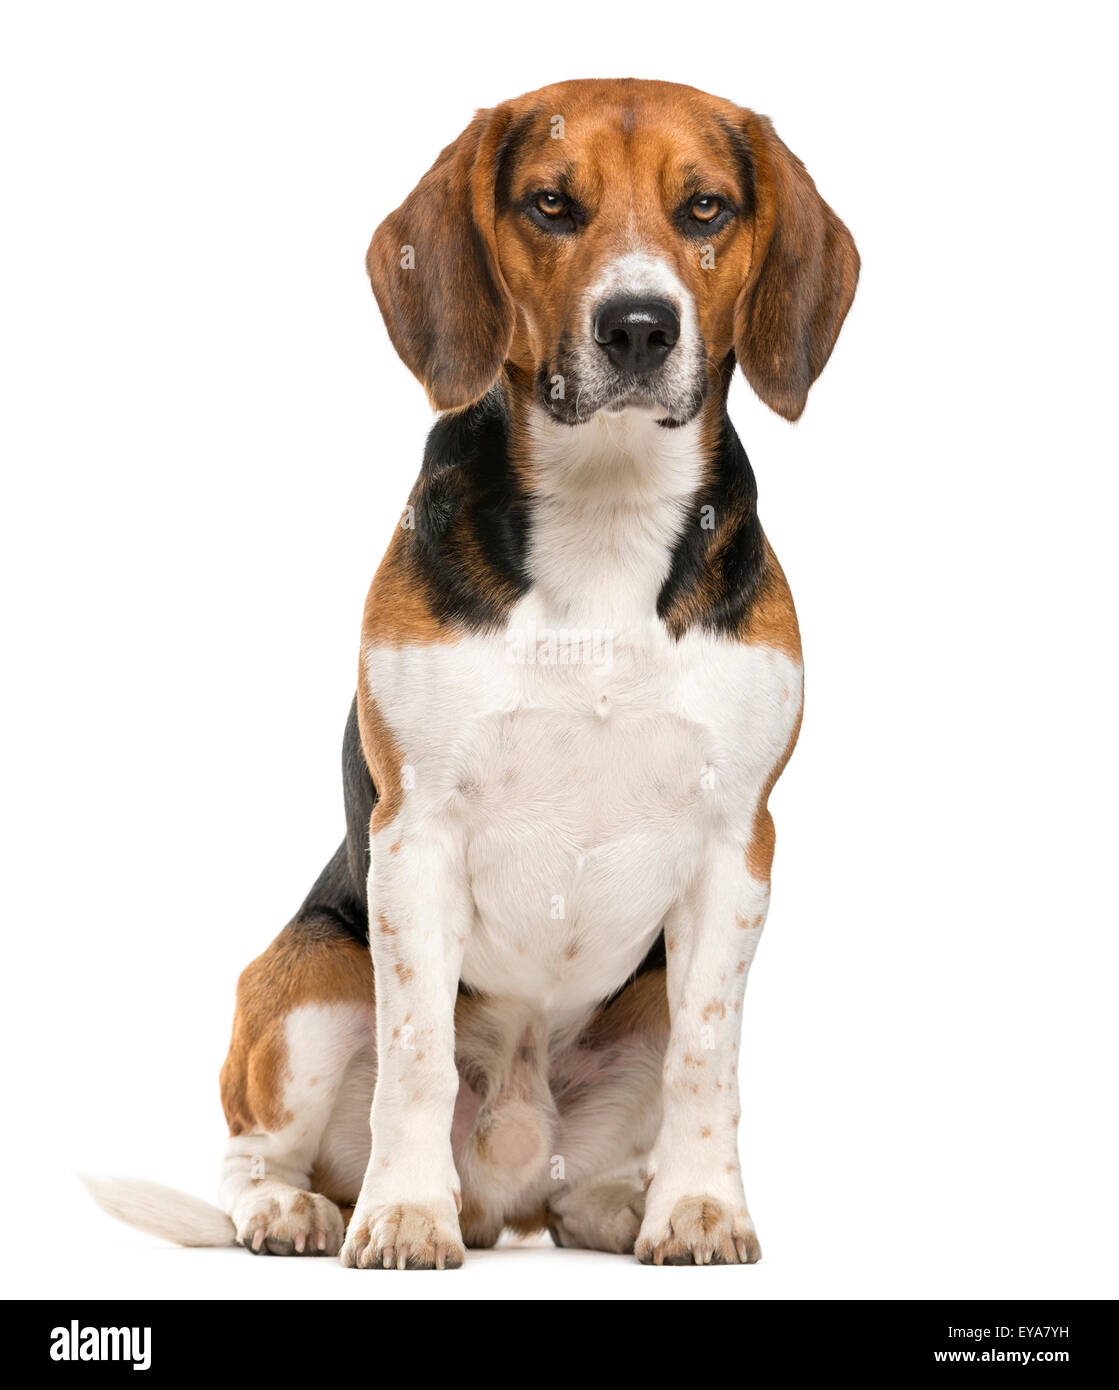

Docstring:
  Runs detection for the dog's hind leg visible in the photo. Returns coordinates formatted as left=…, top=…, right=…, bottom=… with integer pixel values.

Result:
left=219, top=848, right=374, bottom=1255
left=544, top=966, right=669, bottom=1254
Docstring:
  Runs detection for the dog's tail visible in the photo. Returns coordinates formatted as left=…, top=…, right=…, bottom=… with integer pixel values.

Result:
left=81, top=1174, right=236, bottom=1247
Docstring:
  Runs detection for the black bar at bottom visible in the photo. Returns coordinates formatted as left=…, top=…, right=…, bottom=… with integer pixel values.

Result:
left=20, top=1299, right=1112, bottom=1375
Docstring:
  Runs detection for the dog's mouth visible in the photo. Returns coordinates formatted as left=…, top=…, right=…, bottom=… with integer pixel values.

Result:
left=534, top=358, right=709, bottom=429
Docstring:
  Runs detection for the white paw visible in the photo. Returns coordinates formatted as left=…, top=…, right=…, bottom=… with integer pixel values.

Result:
left=635, top=1194, right=760, bottom=1266
left=340, top=1199, right=464, bottom=1270
left=232, top=1186, right=344, bottom=1256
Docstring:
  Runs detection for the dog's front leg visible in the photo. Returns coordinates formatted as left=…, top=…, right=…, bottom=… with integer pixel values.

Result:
left=636, top=837, right=768, bottom=1266
left=341, top=818, right=470, bottom=1270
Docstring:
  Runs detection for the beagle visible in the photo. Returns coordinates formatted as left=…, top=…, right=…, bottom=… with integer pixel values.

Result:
left=89, top=77, right=858, bottom=1268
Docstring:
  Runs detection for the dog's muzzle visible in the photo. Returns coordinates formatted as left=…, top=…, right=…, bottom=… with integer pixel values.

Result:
left=538, top=264, right=708, bottom=427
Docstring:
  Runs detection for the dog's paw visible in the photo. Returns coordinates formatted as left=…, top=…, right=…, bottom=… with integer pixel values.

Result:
left=635, top=1195, right=760, bottom=1266
left=548, top=1181, right=646, bottom=1254
left=233, top=1186, right=344, bottom=1256
left=340, top=1201, right=464, bottom=1270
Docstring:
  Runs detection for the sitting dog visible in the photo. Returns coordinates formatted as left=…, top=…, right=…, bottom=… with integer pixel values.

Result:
left=89, top=77, right=858, bottom=1268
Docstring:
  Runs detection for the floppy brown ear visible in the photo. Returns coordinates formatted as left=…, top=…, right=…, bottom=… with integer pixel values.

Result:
left=367, top=108, right=515, bottom=412
left=733, top=112, right=859, bottom=422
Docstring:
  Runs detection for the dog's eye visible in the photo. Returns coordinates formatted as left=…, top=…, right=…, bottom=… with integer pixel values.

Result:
left=677, top=193, right=733, bottom=239
left=525, top=189, right=579, bottom=235
left=535, top=191, right=569, bottom=218
left=690, top=196, right=723, bottom=223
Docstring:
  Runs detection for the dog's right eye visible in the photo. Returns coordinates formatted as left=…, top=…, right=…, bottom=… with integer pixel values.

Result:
left=525, top=189, right=579, bottom=234
left=536, top=191, right=568, bottom=217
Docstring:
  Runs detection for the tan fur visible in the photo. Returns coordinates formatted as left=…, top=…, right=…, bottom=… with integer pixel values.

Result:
left=366, top=110, right=516, bottom=412
left=219, top=924, right=373, bottom=1138
left=742, top=540, right=802, bottom=660
left=746, top=700, right=804, bottom=884
left=362, top=527, right=453, bottom=648
left=741, top=542, right=803, bottom=882
left=355, top=692, right=405, bottom=836
left=580, top=966, right=670, bottom=1048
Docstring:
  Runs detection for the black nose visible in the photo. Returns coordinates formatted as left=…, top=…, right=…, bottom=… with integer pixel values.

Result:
left=593, top=297, right=679, bottom=376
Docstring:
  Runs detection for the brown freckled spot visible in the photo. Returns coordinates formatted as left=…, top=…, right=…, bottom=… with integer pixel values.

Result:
left=736, top=960, right=747, bottom=975
left=702, top=998, right=727, bottom=1022
left=666, top=936, right=677, bottom=953
left=683, top=1053, right=706, bottom=1069
left=725, top=1164, right=736, bottom=1174
left=563, top=942, right=579, bottom=961
left=308, top=1076, right=319, bottom=1087
left=394, top=962, right=414, bottom=985
left=416, top=1050, right=424, bottom=1061
left=700, top=1127, right=712, bottom=1139
left=381, top=1157, right=390, bottom=1168
left=378, top=913, right=396, bottom=936
left=389, top=841, right=401, bottom=854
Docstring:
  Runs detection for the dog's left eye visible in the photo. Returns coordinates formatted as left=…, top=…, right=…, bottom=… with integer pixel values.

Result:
left=677, top=193, right=733, bottom=239
left=690, top=196, right=723, bottom=223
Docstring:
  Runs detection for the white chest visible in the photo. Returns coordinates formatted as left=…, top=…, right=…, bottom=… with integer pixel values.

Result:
left=364, top=623, right=801, bottom=1014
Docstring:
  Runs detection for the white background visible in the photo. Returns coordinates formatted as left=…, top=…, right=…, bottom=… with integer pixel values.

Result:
left=2, top=0, right=1116, bottom=1302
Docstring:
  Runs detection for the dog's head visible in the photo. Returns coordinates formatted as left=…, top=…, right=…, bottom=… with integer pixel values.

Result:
left=368, top=79, right=858, bottom=425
